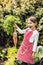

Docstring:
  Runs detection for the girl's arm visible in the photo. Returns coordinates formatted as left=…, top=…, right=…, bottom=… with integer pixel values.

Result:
left=32, top=33, right=39, bottom=52
left=32, top=32, right=39, bottom=58
left=13, top=24, right=28, bottom=34
left=16, top=27, right=27, bottom=34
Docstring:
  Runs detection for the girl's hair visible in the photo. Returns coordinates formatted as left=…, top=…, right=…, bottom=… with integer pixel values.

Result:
left=28, top=16, right=38, bottom=28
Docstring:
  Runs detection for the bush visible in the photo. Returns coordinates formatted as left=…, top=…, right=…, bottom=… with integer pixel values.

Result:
left=5, top=47, right=18, bottom=65
left=0, top=48, right=7, bottom=61
left=35, top=8, right=43, bottom=19
left=38, top=18, right=43, bottom=44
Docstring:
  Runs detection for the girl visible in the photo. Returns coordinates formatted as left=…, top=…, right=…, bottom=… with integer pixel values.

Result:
left=14, top=16, right=39, bottom=65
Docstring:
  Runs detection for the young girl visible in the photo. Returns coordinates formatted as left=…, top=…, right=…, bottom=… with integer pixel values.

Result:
left=14, top=16, right=39, bottom=65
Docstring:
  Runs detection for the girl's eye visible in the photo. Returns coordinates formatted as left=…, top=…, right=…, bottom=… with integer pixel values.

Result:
left=29, top=23, right=32, bottom=24
left=27, top=21, right=32, bottom=24
left=29, top=22, right=32, bottom=24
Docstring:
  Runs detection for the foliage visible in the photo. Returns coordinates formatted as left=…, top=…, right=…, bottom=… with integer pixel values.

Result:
left=38, top=17, right=43, bottom=31
left=34, top=52, right=39, bottom=63
left=0, top=0, right=42, bottom=44
left=34, top=46, right=43, bottom=63
left=37, top=46, right=43, bottom=60
left=13, top=0, right=43, bottom=17
left=5, top=47, right=18, bottom=65
left=3, top=15, right=22, bottom=35
left=0, top=0, right=13, bottom=17
left=35, top=8, right=43, bottom=19
left=0, top=48, right=7, bottom=61
left=38, top=18, right=43, bottom=44
left=6, top=47, right=18, bottom=59
left=13, top=0, right=35, bottom=16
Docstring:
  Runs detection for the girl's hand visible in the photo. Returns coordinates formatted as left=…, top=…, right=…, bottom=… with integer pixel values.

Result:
left=32, top=52, right=35, bottom=59
left=13, top=24, right=18, bottom=29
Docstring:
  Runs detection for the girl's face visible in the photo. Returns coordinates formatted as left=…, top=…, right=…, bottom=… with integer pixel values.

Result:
left=27, top=19, right=36, bottom=28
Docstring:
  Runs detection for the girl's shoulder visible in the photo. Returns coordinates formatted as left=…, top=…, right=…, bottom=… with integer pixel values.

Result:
left=33, top=30, right=39, bottom=36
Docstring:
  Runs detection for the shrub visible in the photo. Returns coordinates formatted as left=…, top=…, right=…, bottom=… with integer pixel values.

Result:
left=38, top=17, right=43, bottom=44
left=5, top=47, right=18, bottom=65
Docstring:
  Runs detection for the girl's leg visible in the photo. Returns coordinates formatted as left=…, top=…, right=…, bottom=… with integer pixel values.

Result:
left=22, top=62, right=28, bottom=65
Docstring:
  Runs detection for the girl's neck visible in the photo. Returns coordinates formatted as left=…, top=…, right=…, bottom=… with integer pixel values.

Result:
left=30, top=27, right=36, bottom=31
